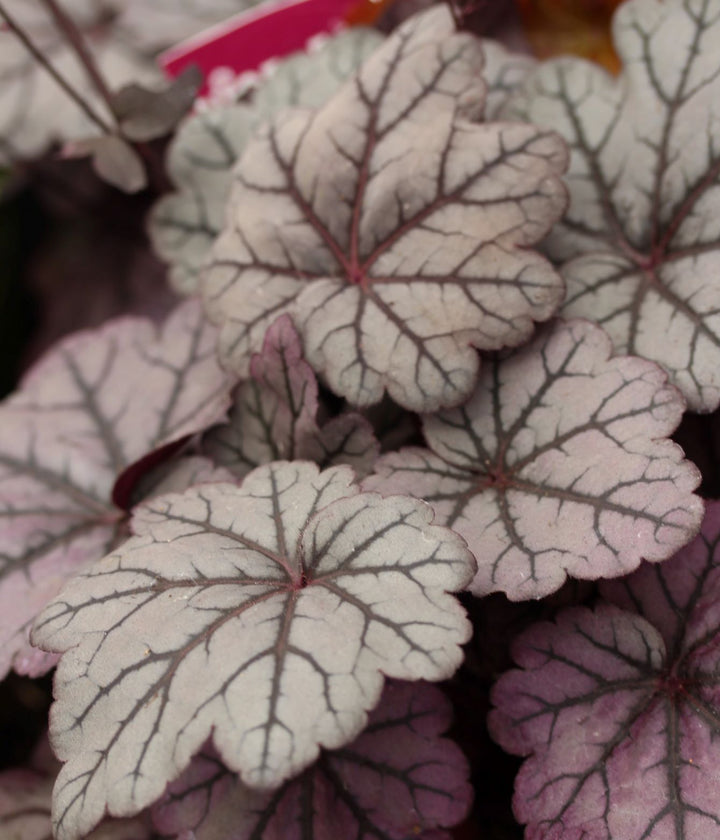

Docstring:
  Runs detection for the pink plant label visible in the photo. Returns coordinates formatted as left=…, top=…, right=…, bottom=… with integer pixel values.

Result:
left=160, top=0, right=361, bottom=95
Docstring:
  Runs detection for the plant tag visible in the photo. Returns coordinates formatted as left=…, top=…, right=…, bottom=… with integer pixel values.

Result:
left=160, top=0, right=369, bottom=96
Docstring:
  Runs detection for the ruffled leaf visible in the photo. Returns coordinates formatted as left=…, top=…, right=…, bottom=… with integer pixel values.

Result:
left=505, top=0, right=720, bottom=411
left=364, top=319, right=703, bottom=599
left=203, top=6, right=567, bottom=411
left=490, top=499, right=720, bottom=839
left=0, top=301, right=232, bottom=679
left=204, top=315, right=379, bottom=478
left=152, top=680, right=471, bottom=839
left=31, top=461, right=475, bottom=840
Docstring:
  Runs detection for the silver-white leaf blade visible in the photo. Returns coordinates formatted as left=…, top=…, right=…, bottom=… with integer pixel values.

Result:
left=31, top=461, right=474, bottom=840
left=203, top=6, right=567, bottom=411
left=364, top=318, right=703, bottom=599
left=503, top=0, right=720, bottom=411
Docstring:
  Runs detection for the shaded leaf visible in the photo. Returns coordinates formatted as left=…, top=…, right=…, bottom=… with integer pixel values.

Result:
left=31, top=461, right=475, bottom=840
left=149, top=27, right=382, bottom=295
left=202, top=6, right=567, bottom=411
left=152, top=680, right=471, bottom=839
left=204, top=315, right=380, bottom=478
left=64, top=135, right=147, bottom=194
left=364, top=318, right=703, bottom=599
left=0, top=300, right=232, bottom=679
left=479, top=39, right=535, bottom=120
left=504, top=0, right=720, bottom=411
left=112, top=66, right=203, bottom=142
left=0, top=0, right=160, bottom=164
left=490, top=499, right=720, bottom=840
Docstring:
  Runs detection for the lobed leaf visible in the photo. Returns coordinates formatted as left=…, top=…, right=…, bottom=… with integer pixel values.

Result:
left=364, top=318, right=703, bottom=599
left=0, top=300, right=232, bottom=679
left=490, top=500, right=720, bottom=840
left=504, top=0, right=720, bottom=411
left=204, top=315, right=380, bottom=478
left=31, top=461, right=475, bottom=840
left=152, top=680, right=471, bottom=840
left=150, top=28, right=383, bottom=295
left=202, top=6, right=568, bottom=411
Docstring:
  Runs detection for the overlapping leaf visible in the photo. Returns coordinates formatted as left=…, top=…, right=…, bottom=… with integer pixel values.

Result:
left=364, top=318, right=703, bottom=599
left=202, top=6, right=567, bottom=412
left=0, top=300, right=232, bottom=680
left=0, top=765, right=152, bottom=840
left=204, top=315, right=379, bottom=478
left=490, top=500, right=720, bottom=840
left=152, top=680, right=471, bottom=840
left=149, top=27, right=383, bottom=295
left=31, top=461, right=475, bottom=840
left=504, top=0, right=720, bottom=411
left=0, top=0, right=160, bottom=164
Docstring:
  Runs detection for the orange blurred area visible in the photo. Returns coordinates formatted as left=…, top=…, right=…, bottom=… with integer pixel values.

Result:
left=345, top=0, right=397, bottom=25
left=516, top=0, right=624, bottom=73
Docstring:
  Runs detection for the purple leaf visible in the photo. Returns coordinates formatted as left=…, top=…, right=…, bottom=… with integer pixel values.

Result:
left=30, top=462, right=475, bottom=840
left=364, top=318, right=703, bottom=599
left=202, top=6, right=567, bottom=412
left=490, top=499, right=720, bottom=839
left=0, top=300, right=232, bottom=679
left=152, top=680, right=471, bottom=839
left=204, top=315, right=380, bottom=478
left=503, top=0, right=720, bottom=412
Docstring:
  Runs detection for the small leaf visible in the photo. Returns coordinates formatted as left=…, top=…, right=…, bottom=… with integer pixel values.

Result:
left=150, top=28, right=382, bottom=295
left=204, top=315, right=380, bottom=478
left=153, top=680, right=472, bottom=839
left=203, top=6, right=567, bottom=411
left=364, top=318, right=703, bottom=599
left=0, top=300, right=232, bottom=679
left=490, top=499, right=720, bottom=840
left=31, top=461, right=475, bottom=840
left=112, top=66, right=202, bottom=142
left=65, top=135, right=147, bottom=193
left=479, top=39, right=536, bottom=120
left=504, top=0, right=720, bottom=411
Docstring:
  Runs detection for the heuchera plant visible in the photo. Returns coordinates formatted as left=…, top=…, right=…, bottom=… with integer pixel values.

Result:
left=1, top=0, right=720, bottom=838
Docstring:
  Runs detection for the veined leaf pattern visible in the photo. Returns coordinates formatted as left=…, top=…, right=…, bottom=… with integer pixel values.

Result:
left=490, top=500, right=720, bottom=840
left=364, top=319, right=703, bottom=599
left=202, top=6, right=567, bottom=411
left=31, top=461, right=475, bottom=840
left=0, top=301, right=232, bottom=679
left=152, top=680, right=471, bottom=840
left=504, top=0, right=720, bottom=411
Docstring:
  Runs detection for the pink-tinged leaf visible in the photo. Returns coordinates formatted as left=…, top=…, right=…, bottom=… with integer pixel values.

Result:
left=503, top=0, right=720, bottom=411
left=202, top=6, right=567, bottom=412
left=31, top=461, right=475, bottom=840
left=152, top=680, right=471, bottom=839
left=205, top=316, right=380, bottom=477
left=490, top=500, right=720, bottom=840
left=364, top=319, right=703, bottom=599
left=0, top=765, right=153, bottom=840
left=0, top=300, right=232, bottom=679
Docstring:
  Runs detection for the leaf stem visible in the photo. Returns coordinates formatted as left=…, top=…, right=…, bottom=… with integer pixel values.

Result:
left=0, top=0, right=113, bottom=134
left=40, top=0, right=119, bottom=121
